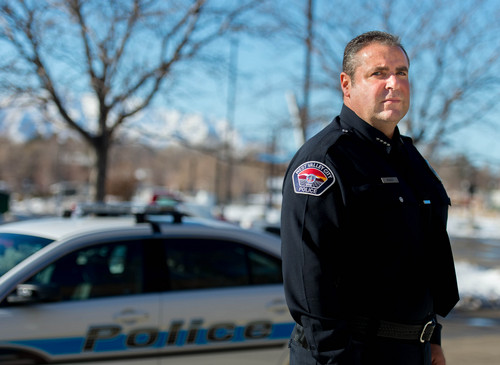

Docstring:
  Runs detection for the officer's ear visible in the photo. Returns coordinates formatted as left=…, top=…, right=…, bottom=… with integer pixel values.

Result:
left=340, top=72, right=351, bottom=98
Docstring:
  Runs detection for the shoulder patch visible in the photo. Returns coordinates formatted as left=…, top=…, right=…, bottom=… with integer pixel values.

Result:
left=292, top=161, right=335, bottom=196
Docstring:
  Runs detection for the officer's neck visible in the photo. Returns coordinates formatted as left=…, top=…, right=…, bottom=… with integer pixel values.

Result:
left=363, top=119, right=397, bottom=139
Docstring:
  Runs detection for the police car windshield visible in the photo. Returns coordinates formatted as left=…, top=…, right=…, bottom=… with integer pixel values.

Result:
left=0, top=233, right=53, bottom=276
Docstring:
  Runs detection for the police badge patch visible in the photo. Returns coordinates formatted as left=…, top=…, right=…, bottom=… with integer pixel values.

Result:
left=292, top=161, right=335, bottom=196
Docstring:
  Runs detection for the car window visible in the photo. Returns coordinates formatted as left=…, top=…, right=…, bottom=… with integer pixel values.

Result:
left=28, top=240, right=144, bottom=301
left=0, top=233, right=53, bottom=276
left=165, top=239, right=282, bottom=291
left=248, top=249, right=283, bottom=285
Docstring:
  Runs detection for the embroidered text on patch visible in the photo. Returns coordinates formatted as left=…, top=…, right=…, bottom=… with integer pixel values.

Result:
left=292, top=161, right=335, bottom=196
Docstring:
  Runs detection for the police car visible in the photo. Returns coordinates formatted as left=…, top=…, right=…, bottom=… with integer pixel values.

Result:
left=0, top=206, right=293, bottom=364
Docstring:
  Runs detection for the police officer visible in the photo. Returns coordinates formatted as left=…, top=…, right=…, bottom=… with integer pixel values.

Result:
left=281, top=31, right=459, bottom=365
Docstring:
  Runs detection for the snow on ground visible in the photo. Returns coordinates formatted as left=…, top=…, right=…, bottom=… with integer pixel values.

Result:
left=447, top=212, right=500, bottom=240
left=454, top=262, right=500, bottom=310
left=448, top=211, right=500, bottom=310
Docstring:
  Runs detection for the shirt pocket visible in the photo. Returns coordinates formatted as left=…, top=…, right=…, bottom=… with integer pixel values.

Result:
left=349, top=181, right=420, bottom=238
left=351, top=181, right=417, bottom=208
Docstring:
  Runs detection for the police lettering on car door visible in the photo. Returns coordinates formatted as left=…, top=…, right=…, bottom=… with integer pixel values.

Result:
left=82, top=319, right=290, bottom=352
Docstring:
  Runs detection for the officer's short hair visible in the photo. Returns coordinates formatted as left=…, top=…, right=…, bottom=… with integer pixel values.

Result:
left=343, top=31, right=409, bottom=80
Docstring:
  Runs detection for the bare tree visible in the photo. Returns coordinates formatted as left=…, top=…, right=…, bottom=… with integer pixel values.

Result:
left=0, top=0, right=265, bottom=201
left=327, top=0, right=500, bottom=156
left=267, top=0, right=317, bottom=145
left=270, top=0, right=500, bottom=158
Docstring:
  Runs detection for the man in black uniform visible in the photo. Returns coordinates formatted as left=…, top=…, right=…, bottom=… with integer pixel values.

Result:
left=281, top=31, right=459, bottom=365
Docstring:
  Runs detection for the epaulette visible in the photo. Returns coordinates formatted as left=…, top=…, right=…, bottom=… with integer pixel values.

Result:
left=312, top=116, right=350, bottom=151
left=310, top=117, right=351, bottom=154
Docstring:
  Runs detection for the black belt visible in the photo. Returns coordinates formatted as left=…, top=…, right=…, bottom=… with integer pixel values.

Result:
left=292, top=317, right=436, bottom=350
left=349, top=317, right=437, bottom=343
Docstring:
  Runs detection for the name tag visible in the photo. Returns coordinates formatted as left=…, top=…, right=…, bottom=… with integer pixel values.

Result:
left=381, top=177, right=399, bottom=184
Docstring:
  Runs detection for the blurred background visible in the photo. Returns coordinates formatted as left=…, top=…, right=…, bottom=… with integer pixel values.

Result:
left=1, top=1, right=500, bottom=363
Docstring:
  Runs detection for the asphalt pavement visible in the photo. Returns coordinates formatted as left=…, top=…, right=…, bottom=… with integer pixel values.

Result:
left=441, top=308, right=500, bottom=365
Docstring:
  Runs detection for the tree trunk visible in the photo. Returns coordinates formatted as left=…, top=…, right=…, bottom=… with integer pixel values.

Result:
left=301, top=0, right=314, bottom=142
left=92, top=135, right=110, bottom=202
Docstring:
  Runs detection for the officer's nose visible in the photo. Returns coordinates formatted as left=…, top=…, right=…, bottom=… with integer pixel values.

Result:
left=385, top=74, right=398, bottom=90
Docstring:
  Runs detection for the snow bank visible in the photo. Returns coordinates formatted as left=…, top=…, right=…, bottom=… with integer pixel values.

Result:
left=454, top=261, right=500, bottom=310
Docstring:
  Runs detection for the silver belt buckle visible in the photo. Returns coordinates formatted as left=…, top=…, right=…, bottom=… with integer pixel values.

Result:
left=420, top=320, right=435, bottom=343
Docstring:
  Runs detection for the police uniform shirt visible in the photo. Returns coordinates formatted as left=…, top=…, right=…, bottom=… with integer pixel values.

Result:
left=281, top=105, right=459, bottom=361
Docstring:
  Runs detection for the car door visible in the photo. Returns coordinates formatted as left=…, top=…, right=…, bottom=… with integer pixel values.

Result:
left=0, top=239, right=161, bottom=365
left=157, top=237, right=293, bottom=364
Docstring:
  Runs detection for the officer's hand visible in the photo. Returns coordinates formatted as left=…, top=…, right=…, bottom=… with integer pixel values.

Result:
left=431, top=344, right=446, bottom=365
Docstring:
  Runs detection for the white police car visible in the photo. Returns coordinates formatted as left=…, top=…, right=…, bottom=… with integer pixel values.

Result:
left=0, top=208, right=293, bottom=364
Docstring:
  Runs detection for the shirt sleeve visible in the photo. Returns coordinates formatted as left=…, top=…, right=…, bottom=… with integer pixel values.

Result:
left=281, top=156, right=352, bottom=362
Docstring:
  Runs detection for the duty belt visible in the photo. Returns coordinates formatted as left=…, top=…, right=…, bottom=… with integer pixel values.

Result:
left=350, top=317, right=437, bottom=343
left=292, top=318, right=436, bottom=350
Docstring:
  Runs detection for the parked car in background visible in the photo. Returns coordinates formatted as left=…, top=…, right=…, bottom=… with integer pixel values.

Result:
left=0, top=205, right=292, bottom=365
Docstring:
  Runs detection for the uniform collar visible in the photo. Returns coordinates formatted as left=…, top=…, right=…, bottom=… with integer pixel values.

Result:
left=339, top=104, right=403, bottom=154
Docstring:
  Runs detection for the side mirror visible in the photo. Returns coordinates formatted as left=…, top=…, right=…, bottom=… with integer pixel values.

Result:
left=7, top=284, right=60, bottom=305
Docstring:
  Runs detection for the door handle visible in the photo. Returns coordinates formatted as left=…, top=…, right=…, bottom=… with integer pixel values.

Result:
left=266, top=298, right=288, bottom=314
left=113, top=308, right=149, bottom=325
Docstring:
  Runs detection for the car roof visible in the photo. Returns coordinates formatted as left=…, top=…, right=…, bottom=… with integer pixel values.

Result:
left=0, top=215, right=280, bottom=249
left=0, top=216, right=138, bottom=241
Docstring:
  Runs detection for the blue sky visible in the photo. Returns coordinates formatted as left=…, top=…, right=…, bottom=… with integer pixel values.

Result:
left=176, top=0, right=500, bottom=170
left=163, top=30, right=500, bottom=171
left=2, top=0, right=500, bottom=171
